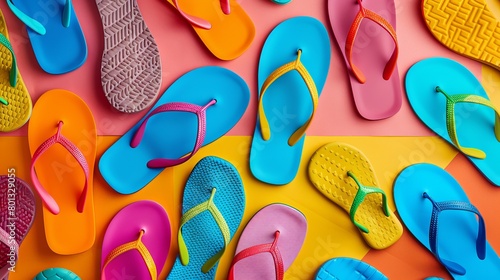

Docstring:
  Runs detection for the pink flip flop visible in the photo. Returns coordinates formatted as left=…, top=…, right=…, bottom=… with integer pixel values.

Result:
left=329, top=0, right=402, bottom=120
left=228, top=204, right=307, bottom=280
left=0, top=175, right=36, bottom=280
left=100, top=200, right=171, bottom=280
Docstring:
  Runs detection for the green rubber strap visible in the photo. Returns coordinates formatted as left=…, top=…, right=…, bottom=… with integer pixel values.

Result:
left=0, top=97, right=7, bottom=105
left=437, top=87, right=500, bottom=159
left=0, top=33, right=17, bottom=87
left=177, top=188, right=231, bottom=272
left=347, top=171, right=390, bottom=234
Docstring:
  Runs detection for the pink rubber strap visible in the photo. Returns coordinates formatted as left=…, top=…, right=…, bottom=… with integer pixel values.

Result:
left=130, top=100, right=216, bottom=168
left=30, top=122, right=90, bottom=215
left=0, top=228, right=19, bottom=257
left=171, top=0, right=230, bottom=30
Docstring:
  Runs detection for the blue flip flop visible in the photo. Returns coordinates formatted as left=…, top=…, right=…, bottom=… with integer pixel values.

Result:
left=6, top=0, right=87, bottom=74
left=316, top=258, right=387, bottom=280
left=167, top=156, right=245, bottom=280
left=394, top=163, right=500, bottom=279
left=99, top=66, right=250, bottom=194
left=249, top=16, right=330, bottom=185
left=405, top=57, right=500, bottom=186
left=34, top=268, right=80, bottom=280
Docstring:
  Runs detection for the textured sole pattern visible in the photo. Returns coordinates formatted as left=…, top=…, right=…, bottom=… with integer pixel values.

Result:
left=96, top=0, right=162, bottom=113
left=34, top=268, right=80, bottom=280
left=423, top=0, right=500, bottom=70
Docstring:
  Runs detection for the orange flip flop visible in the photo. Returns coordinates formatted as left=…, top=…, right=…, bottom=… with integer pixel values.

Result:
left=165, top=0, right=255, bottom=60
left=28, top=89, right=96, bottom=255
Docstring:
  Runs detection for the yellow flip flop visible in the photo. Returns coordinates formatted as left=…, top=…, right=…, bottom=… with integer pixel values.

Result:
left=422, top=0, right=500, bottom=70
left=165, top=0, right=255, bottom=60
left=308, top=142, right=403, bottom=249
left=0, top=9, right=31, bottom=132
left=28, top=89, right=96, bottom=255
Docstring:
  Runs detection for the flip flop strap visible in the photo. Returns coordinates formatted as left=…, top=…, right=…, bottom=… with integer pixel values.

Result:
left=345, top=0, right=398, bottom=84
left=347, top=171, right=390, bottom=234
left=435, top=86, right=500, bottom=159
left=0, top=33, right=18, bottom=88
left=0, top=227, right=19, bottom=258
left=227, top=231, right=284, bottom=280
left=258, top=49, right=319, bottom=146
left=6, top=0, right=72, bottom=35
left=171, top=0, right=230, bottom=30
left=30, top=121, right=90, bottom=215
left=178, top=188, right=231, bottom=273
left=101, top=230, right=157, bottom=280
left=130, top=100, right=216, bottom=168
left=423, top=193, right=486, bottom=276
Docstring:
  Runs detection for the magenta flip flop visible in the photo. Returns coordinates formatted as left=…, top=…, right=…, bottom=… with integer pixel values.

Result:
left=329, top=0, right=402, bottom=120
left=100, top=200, right=171, bottom=280
left=228, top=204, right=307, bottom=280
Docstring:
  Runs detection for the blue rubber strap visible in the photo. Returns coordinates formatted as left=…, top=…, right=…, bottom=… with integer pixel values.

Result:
left=63, top=0, right=71, bottom=27
left=6, top=0, right=46, bottom=35
left=0, top=33, right=17, bottom=87
left=423, top=193, right=486, bottom=276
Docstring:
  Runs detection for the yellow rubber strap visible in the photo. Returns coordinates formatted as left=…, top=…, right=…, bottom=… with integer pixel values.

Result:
left=101, top=230, right=157, bottom=280
left=258, top=49, right=319, bottom=146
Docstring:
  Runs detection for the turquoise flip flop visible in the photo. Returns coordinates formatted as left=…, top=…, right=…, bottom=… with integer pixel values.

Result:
left=34, top=268, right=80, bottom=280
left=249, top=16, right=330, bottom=185
left=394, top=163, right=500, bottom=279
left=6, top=0, right=87, bottom=74
left=316, top=258, right=387, bottom=280
left=99, top=66, right=250, bottom=194
left=406, top=57, right=500, bottom=186
left=167, top=156, right=245, bottom=280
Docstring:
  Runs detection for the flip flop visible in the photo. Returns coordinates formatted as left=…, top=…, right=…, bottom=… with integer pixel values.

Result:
left=0, top=176, right=35, bottom=280
left=99, top=66, right=249, bottom=194
left=422, top=0, right=499, bottom=71
left=167, top=156, right=245, bottom=280
left=308, top=142, right=403, bottom=249
left=228, top=204, right=307, bottom=280
left=405, top=57, right=500, bottom=186
left=6, top=0, right=87, bottom=74
left=101, top=200, right=170, bottom=280
left=34, top=268, right=80, bottom=280
left=329, top=0, right=402, bottom=120
left=164, top=0, right=255, bottom=60
left=28, top=89, right=96, bottom=255
left=315, top=258, right=388, bottom=280
left=394, top=163, right=500, bottom=279
left=249, top=16, right=330, bottom=185
left=96, top=0, right=162, bottom=113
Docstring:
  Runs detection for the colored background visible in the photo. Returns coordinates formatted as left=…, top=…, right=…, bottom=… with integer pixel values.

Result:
left=1, top=0, right=499, bottom=279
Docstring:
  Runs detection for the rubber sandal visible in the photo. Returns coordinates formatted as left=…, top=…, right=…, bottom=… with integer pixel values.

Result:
left=6, top=0, right=87, bottom=74
left=101, top=200, right=170, bottom=280
left=0, top=176, right=35, bottom=280
left=228, top=204, right=307, bottom=280
left=34, top=268, right=80, bottom=280
left=329, top=0, right=402, bottom=120
left=422, top=0, right=499, bottom=71
left=96, top=0, right=162, bottom=113
left=271, top=0, right=291, bottom=4
left=0, top=9, right=31, bottom=132
left=315, top=258, right=388, bottom=280
left=164, top=0, right=255, bottom=60
left=99, top=66, right=249, bottom=194
left=394, top=163, right=500, bottom=279
left=308, top=142, right=403, bottom=249
left=28, top=89, right=96, bottom=255
left=406, top=57, right=500, bottom=186
left=167, top=156, right=245, bottom=280
left=249, top=16, right=330, bottom=185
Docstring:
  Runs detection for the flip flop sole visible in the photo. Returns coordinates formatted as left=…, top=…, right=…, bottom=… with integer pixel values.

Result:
left=34, top=268, right=80, bottom=280
left=315, top=258, right=387, bottom=280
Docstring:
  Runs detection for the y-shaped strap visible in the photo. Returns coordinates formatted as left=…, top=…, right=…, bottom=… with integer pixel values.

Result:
left=30, top=121, right=90, bottom=215
left=227, top=231, right=284, bottom=280
left=347, top=171, right=390, bottom=233
left=130, top=100, right=216, bottom=168
left=171, top=0, right=230, bottom=30
left=0, top=33, right=18, bottom=88
left=423, top=192, right=486, bottom=276
left=435, top=86, right=500, bottom=159
left=178, top=188, right=231, bottom=273
left=101, top=230, right=157, bottom=280
left=258, top=49, right=318, bottom=146
left=6, top=0, right=72, bottom=35
left=345, top=0, right=398, bottom=83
